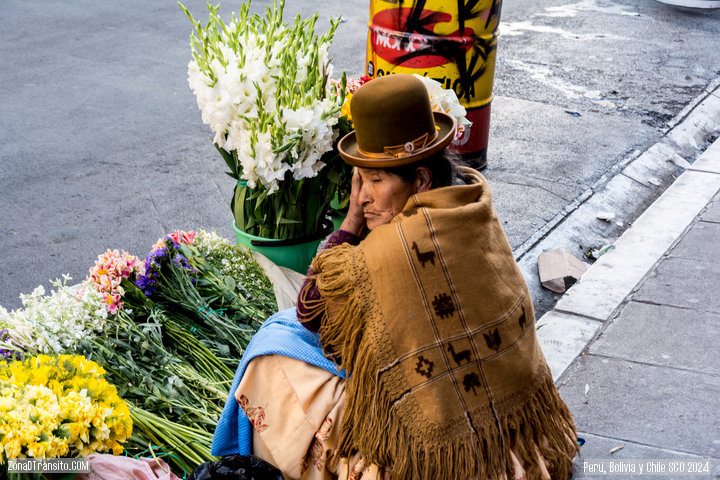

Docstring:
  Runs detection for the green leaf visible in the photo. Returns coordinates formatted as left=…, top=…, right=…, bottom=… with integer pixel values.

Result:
left=255, top=190, right=267, bottom=211
left=216, top=344, right=231, bottom=357
left=272, top=139, right=298, bottom=154
left=233, top=185, right=247, bottom=230
left=213, top=142, right=237, bottom=178
left=246, top=189, right=264, bottom=201
left=223, top=276, right=236, bottom=291
left=325, top=168, right=341, bottom=183
left=276, top=217, right=303, bottom=224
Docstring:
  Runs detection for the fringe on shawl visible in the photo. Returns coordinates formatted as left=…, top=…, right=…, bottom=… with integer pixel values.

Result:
left=310, top=245, right=579, bottom=480
left=310, top=244, right=370, bottom=369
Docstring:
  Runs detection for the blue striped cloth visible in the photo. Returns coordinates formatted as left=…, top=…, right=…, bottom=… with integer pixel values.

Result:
left=211, top=307, right=345, bottom=456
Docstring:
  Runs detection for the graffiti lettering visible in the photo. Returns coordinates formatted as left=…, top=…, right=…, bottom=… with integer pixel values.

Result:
left=369, top=8, right=457, bottom=69
left=374, top=28, right=430, bottom=54
left=427, top=75, right=476, bottom=101
left=372, top=70, right=479, bottom=101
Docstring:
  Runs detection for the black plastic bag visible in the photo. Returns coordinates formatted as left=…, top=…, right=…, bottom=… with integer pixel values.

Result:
left=188, top=455, right=284, bottom=480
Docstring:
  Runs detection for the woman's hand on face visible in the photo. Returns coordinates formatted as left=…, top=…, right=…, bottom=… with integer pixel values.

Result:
left=340, top=168, right=367, bottom=237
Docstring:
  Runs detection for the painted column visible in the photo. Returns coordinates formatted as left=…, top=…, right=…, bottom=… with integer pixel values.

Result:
left=366, top=0, right=502, bottom=170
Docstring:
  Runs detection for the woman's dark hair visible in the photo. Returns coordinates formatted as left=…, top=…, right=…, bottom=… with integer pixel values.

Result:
left=385, top=148, right=460, bottom=189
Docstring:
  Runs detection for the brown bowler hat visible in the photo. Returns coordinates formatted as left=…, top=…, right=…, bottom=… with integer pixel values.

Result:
left=338, top=74, right=456, bottom=168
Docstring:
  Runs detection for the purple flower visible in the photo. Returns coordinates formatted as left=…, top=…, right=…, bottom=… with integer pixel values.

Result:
left=172, top=253, right=197, bottom=273
left=135, top=236, right=196, bottom=296
left=0, top=329, right=22, bottom=360
left=136, top=242, right=170, bottom=296
left=135, top=274, right=156, bottom=297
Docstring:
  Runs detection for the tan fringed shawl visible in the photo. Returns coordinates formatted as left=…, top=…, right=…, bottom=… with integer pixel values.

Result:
left=307, top=169, right=579, bottom=480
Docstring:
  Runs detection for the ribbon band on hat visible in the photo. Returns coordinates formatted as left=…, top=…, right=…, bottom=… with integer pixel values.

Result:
left=356, top=131, right=438, bottom=159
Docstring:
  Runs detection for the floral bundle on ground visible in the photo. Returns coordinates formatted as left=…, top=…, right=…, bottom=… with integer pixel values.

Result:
left=0, top=355, right=132, bottom=479
left=0, top=230, right=277, bottom=476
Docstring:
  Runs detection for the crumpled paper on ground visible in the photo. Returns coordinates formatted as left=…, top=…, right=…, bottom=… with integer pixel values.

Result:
left=538, top=248, right=588, bottom=293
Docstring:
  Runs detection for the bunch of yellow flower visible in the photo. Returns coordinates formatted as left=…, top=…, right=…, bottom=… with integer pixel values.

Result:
left=0, top=354, right=132, bottom=463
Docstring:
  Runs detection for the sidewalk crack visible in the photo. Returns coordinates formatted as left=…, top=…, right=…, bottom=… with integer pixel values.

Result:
left=501, top=179, right=572, bottom=202
left=632, top=299, right=720, bottom=318
left=586, top=352, right=720, bottom=378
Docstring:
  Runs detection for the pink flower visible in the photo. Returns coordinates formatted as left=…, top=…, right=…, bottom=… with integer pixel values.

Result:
left=346, top=76, right=371, bottom=94
left=87, top=249, right=142, bottom=314
left=97, top=275, right=112, bottom=293
left=169, top=230, right=196, bottom=245
left=150, top=239, right=166, bottom=255
left=104, top=293, right=122, bottom=314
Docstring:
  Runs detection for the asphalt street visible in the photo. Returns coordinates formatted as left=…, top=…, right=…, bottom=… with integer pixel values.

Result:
left=1, top=0, right=719, bottom=313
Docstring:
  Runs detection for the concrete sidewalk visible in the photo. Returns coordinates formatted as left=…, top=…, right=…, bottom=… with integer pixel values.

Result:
left=536, top=138, right=720, bottom=478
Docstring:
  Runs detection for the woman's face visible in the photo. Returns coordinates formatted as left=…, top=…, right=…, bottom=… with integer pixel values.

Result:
left=356, top=168, right=416, bottom=230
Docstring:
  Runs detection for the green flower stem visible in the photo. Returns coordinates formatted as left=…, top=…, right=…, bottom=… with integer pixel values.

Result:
left=130, top=405, right=214, bottom=468
left=164, top=320, right=234, bottom=380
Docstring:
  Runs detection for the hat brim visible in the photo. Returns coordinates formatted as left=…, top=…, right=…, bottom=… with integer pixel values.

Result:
left=338, top=111, right=457, bottom=168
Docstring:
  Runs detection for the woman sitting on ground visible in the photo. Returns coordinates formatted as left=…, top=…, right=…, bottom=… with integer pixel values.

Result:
left=212, top=74, right=579, bottom=480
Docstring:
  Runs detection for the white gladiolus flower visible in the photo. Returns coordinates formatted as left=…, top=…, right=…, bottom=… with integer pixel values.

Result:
left=283, top=107, right=315, bottom=132
left=243, top=56, right=267, bottom=86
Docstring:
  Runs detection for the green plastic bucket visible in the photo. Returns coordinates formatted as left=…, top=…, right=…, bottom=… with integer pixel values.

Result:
left=233, top=221, right=333, bottom=274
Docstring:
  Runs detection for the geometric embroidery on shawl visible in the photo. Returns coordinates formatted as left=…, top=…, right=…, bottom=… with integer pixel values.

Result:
left=385, top=294, right=532, bottom=400
left=414, top=356, right=434, bottom=378
left=518, top=306, right=528, bottom=329
left=411, top=241, right=435, bottom=267
left=432, top=293, right=456, bottom=318
left=396, top=218, right=474, bottom=411
left=237, top=394, right=268, bottom=433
